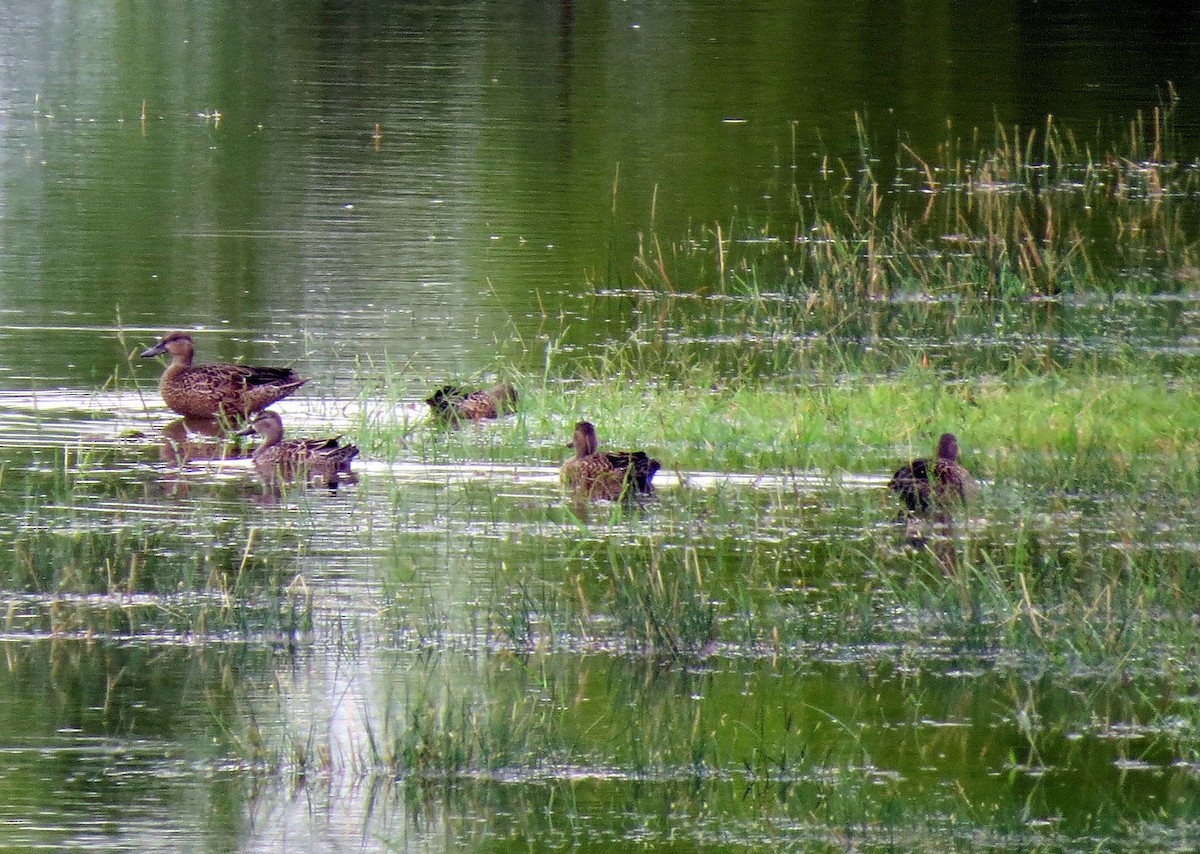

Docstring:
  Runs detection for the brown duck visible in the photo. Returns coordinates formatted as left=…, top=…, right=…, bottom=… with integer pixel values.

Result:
left=426, top=383, right=518, bottom=422
left=139, top=331, right=308, bottom=420
left=562, top=420, right=660, bottom=501
left=889, top=432, right=975, bottom=514
left=236, top=410, right=359, bottom=487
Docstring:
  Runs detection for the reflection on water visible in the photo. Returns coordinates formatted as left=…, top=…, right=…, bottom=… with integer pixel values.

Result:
left=1, top=4, right=1198, bottom=385
left=2, top=1, right=1200, bottom=849
left=0, top=387, right=1195, bottom=849
left=159, top=416, right=243, bottom=465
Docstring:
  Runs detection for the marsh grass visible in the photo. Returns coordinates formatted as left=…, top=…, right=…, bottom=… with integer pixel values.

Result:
left=366, top=373, right=1200, bottom=510
left=0, top=448, right=315, bottom=640
left=626, top=89, right=1197, bottom=307
left=1, top=521, right=315, bottom=640
left=583, top=542, right=717, bottom=657
left=88, top=100, right=1200, bottom=845
left=360, top=474, right=1200, bottom=692
left=350, top=353, right=1200, bottom=524
left=352, top=118, right=1200, bottom=494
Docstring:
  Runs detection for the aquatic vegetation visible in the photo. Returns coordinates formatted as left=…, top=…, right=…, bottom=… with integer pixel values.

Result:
left=353, top=366, right=1200, bottom=507
left=624, top=89, right=1197, bottom=306
left=180, top=104, right=1200, bottom=854
left=9, top=99, right=1200, bottom=851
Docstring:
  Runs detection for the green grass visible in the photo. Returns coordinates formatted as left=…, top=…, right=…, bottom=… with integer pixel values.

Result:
left=57, top=98, right=1200, bottom=849
left=353, top=367, right=1200, bottom=503
left=350, top=97, right=1200, bottom=497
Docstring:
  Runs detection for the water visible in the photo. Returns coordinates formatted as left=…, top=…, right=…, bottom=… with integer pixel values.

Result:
left=2, top=1, right=1200, bottom=850
left=3, top=385, right=1197, bottom=850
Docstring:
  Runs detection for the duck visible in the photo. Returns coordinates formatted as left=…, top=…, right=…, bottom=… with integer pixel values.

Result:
left=426, top=382, right=518, bottom=422
left=889, top=432, right=975, bottom=514
left=139, top=332, right=308, bottom=421
left=236, top=410, right=359, bottom=488
left=562, top=420, right=660, bottom=501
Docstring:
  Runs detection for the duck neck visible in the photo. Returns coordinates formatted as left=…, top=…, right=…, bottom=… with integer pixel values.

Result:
left=574, top=433, right=598, bottom=458
left=252, top=426, right=283, bottom=453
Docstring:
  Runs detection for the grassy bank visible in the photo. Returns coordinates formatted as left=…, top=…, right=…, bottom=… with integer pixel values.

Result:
left=354, top=367, right=1199, bottom=500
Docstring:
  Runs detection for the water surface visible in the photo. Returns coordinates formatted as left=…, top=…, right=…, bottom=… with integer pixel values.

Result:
left=2, top=2, right=1200, bottom=851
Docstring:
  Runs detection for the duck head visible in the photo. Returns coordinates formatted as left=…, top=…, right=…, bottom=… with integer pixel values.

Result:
left=235, top=410, right=285, bottom=445
left=568, top=420, right=600, bottom=457
left=936, top=433, right=959, bottom=462
left=140, top=331, right=196, bottom=362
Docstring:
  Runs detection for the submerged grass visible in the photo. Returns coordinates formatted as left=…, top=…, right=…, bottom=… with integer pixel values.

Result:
left=26, top=98, right=1200, bottom=848
left=0, top=447, right=316, bottom=641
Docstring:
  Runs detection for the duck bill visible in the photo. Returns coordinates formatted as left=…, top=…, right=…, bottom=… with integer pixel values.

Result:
left=139, top=342, right=167, bottom=358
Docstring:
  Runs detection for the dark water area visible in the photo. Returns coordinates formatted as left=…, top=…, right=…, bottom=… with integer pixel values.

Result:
left=1, top=2, right=1199, bottom=384
left=2, top=2, right=1200, bottom=851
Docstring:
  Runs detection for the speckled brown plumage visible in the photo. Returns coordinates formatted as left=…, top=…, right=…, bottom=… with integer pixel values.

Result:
left=139, top=332, right=308, bottom=420
left=237, top=410, right=359, bottom=487
left=426, top=383, right=518, bottom=422
left=889, top=432, right=975, bottom=514
left=562, top=420, right=660, bottom=501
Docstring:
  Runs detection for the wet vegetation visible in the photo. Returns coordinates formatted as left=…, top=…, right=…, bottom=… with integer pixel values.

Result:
left=206, top=103, right=1190, bottom=844
left=6, top=99, right=1200, bottom=850
left=312, top=99, right=1200, bottom=848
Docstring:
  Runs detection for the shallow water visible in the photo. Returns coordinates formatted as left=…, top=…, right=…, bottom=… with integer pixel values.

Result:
left=3, top=1, right=1200, bottom=851
left=0, top=387, right=1197, bottom=850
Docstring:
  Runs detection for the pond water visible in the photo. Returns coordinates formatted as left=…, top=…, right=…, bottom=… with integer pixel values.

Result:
left=2, top=2, right=1200, bottom=851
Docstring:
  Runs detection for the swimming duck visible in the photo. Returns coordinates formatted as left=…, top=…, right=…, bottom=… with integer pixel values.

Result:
left=562, top=420, right=660, bottom=501
left=236, top=410, right=359, bottom=487
left=426, top=383, right=518, bottom=422
left=889, top=432, right=975, bottom=514
left=139, top=332, right=308, bottom=420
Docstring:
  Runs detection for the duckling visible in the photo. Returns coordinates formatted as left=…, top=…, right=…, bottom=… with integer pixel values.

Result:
left=562, top=420, right=660, bottom=501
left=139, top=332, right=307, bottom=420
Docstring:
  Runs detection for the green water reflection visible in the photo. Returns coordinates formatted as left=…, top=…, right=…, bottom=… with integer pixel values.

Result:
left=2, top=2, right=1199, bottom=383
left=2, top=0, right=1200, bottom=850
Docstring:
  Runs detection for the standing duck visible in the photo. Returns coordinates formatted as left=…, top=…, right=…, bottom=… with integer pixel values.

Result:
left=889, top=432, right=975, bottom=514
left=236, top=410, right=359, bottom=488
left=426, top=382, right=518, bottom=422
left=139, top=332, right=308, bottom=421
left=562, top=420, right=660, bottom=501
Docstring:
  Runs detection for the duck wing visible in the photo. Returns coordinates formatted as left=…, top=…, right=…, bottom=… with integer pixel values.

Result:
left=889, top=459, right=931, bottom=514
left=605, top=451, right=661, bottom=494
